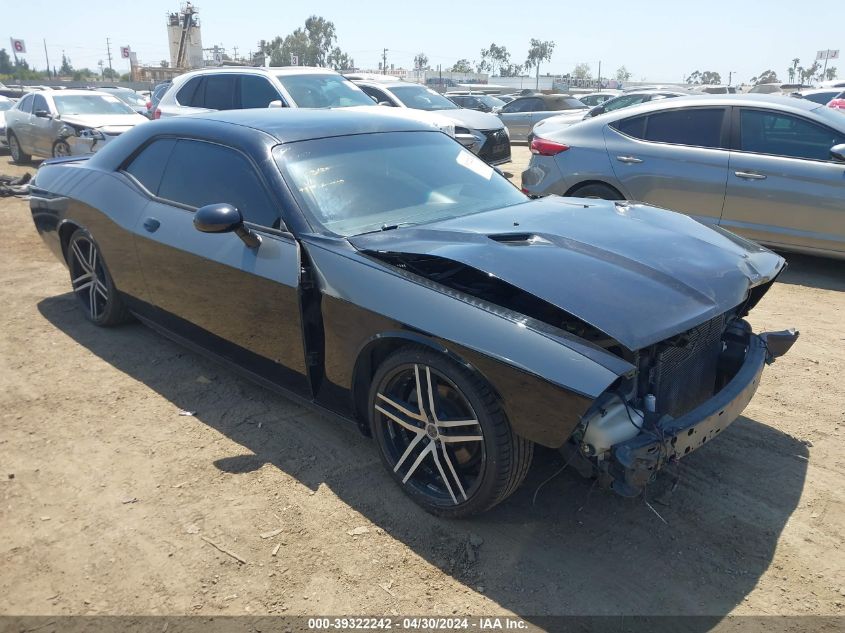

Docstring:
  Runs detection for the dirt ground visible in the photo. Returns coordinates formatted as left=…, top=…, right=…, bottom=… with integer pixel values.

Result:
left=1, top=146, right=843, bottom=627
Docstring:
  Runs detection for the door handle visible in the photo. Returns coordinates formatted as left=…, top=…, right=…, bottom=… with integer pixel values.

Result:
left=143, top=217, right=161, bottom=232
left=735, top=171, right=767, bottom=180
left=616, top=155, right=643, bottom=164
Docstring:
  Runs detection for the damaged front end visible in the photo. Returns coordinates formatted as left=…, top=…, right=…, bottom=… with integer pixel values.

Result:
left=58, top=123, right=116, bottom=155
left=571, top=315, right=798, bottom=497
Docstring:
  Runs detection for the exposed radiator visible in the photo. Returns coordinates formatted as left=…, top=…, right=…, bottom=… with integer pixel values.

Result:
left=649, top=314, right=725, bottom=417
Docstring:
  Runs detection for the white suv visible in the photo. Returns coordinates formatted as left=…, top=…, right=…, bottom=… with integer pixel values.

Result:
left=154, top=66, right=458, bottom=137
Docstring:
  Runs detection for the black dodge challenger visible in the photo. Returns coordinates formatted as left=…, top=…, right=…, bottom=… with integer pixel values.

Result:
left=29, top=109, right=797, bottom=517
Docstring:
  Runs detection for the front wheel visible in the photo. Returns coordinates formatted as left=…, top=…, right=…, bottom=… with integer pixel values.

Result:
left=66, top=229, right=131, bottom=326
left=52, top=140, right=72, bottom=158
left=369, top=346, right=533, bottom=517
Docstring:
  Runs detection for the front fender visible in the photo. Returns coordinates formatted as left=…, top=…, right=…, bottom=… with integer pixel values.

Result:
left=305, top=239, right=628, bottom=447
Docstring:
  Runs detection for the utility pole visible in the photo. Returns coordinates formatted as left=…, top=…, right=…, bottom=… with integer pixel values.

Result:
left=105, top=37, right=113, bottom=80
left=382, top=48, right=388, bottom=73
left=597, top=60, right=601, bottom=91
left=43, top=39, right=51, bottom=80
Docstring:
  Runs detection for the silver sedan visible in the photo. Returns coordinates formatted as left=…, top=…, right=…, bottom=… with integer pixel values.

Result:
left=4, top=89, right=148, bottom=162
left=521, top=94, right=845, bottom=259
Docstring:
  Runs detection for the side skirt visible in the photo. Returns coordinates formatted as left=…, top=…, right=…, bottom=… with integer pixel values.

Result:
left=132, top=311, right=361, bottom=433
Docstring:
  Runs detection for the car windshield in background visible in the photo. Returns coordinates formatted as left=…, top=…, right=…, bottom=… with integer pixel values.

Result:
left=54, top=94, right=136, bottom=116
left=389, top=85, right=459, bottom=111
left=557, top=97, right=587, bottom=109
left=0, top=100, right=12, bottom=111
left=276, top=131, right=527, bottom=236
left=478, top=95, right=505, bottom=108
left=113, top=91, right=147, bottom=107
left=274, top=73, right=374, bottom=108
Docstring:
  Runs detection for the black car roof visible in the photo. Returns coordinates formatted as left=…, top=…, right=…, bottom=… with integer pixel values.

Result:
left=188, top=108, right=432, bottom=143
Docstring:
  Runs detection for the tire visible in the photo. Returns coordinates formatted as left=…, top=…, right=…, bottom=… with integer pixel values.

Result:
left=7, top=132, right=31, bottom=164
left=369, top=346, right=533, bottom=517
left=569, top=183, right=624, bottom=200
left=52, top=140, right=71, bottom=158
left=66, top=229, right=132, bottom=326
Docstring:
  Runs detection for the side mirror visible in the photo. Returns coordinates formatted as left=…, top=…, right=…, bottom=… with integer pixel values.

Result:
left=587, top=105, right=604, bottom=118
left=378, top=101, right=395, bottom=107
left=194, top=203, right=261, bottom=249
left=831, top=143, right=845, bottom=162
left=268, top=100, right=284, bottom=109
left=369, top=95, right=379, bottom=103
left=34, top=109, right=51, bottom=118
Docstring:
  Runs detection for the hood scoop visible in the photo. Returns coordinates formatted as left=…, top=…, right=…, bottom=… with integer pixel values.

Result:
left=487, top=232, right=552, bottom=246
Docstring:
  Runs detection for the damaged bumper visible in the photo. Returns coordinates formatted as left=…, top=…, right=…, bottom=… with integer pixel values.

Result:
left=608, top=327, right=799, bottom=497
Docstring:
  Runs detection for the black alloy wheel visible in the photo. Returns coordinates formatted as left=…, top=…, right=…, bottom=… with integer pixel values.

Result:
left=369, top=346, right=533, bottom=517
left=66, top=229, right=131, bottom=326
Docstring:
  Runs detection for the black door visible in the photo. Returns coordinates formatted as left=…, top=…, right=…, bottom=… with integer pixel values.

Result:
left=127, top=137, right=310, bottom=393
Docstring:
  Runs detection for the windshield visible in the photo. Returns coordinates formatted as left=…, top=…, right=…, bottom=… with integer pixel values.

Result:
left=111, top=91, right=147, bottom=107
left=274, top=73, right=374, bottom=108
left=389, top=85, right=459, bottom=111
left=478, top=95, right=505, bottom=108
left=275, top=131, right=527, bottom=237
left=813, top=103, right=845, bottom=128
left=54, top=94, right=137, bottom=116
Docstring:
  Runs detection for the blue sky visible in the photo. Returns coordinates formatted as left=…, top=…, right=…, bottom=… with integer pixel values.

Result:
left=3, top=0, right=843, bottom=83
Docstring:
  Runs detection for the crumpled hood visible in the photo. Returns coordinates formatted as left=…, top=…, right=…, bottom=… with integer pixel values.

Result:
left=350, top=196, right=785, bottom=350
left=59, top=113, right=147, bottom=130
left=436, top=108, right=504, bottom=132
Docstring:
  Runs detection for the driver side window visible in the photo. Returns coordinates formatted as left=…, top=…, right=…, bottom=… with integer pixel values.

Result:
left=158, top=140, right=282, bottom=229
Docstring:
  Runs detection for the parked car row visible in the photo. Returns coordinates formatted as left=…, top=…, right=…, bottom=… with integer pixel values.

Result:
left=523, top=94, right=845, bottom=259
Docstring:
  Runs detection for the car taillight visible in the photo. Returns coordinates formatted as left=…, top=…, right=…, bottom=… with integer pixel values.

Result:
left=530, top=137, right=569, bottom=156
left=146, top=100, right=152, bottom=110
left=154, top=107, right=162, bottom=120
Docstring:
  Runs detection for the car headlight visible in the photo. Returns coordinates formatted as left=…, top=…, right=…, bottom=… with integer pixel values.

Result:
left=78, top=128, right=106, bottom=140
left=440, top=123, right=456, bottom=138
left=502, top=125, right=510, bottom=138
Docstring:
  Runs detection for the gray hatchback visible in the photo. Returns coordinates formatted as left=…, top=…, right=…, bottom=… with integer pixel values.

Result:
left=522, top=94, right=845, bottom=259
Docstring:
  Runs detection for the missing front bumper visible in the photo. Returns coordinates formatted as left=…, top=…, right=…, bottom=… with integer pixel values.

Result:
left=607, top=327, right=799, bottom=497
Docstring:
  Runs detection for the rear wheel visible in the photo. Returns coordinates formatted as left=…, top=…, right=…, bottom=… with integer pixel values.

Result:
left=369, top=346, right=533, bottom=517
left=66, top=229, right=131, bottom=326
left=8, top=132, right=31, bottom=164
left=569, top=183, right=624, bottom=200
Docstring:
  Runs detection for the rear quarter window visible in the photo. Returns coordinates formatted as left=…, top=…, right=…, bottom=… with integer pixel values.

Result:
left=123, top=138, right=177, bottom=195
left=176, top=77, right=203, bottom=106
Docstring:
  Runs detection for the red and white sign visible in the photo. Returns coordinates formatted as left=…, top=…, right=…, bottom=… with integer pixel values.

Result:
left=817, top=49, right=840, bottom=61
left=10, top=38, right=26, bottom=54
left=121, top=46, right=131, bottom=59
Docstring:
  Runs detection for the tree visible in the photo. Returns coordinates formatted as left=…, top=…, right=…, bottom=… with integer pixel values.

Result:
left=59, top=53, right=73, bottom=76
left=750, top=69, right=779, bottom=85
left=264, top=15, right=350, bottom=68
left=572, top=63, right=591, bottom=80
left=499, top=62, right=522, bottom=77
left=686, top=70, right=722, bottom=85
left=615, top=65, right=632, bottom=81
left=0, top=49, right=12, bottom=74
left=450, top=59, right=473, bottom=73
left=524, top=39, right=555, bottom=89
left=413, top=52, right=429, bottom=70
left=826, top=67, right=838, bottom=81
left=479, top=43, right=510, bottom=76
left=801, top=62, right=819, bottom=84
left=102, top=67, right=119, bottom=80
left=327, top=47, right=353, bottom=71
